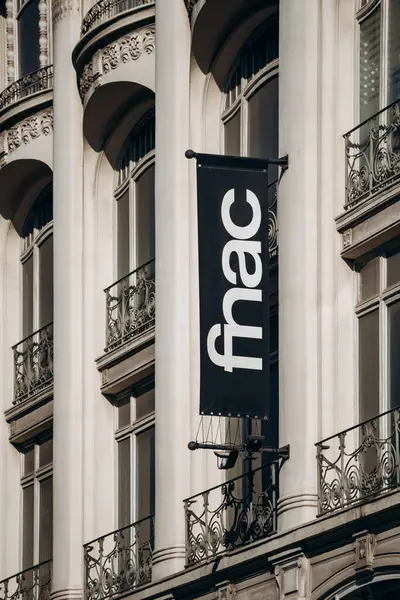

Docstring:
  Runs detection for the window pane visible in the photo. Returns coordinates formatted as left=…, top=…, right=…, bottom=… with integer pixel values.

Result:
left=136, top=426, right=155, bottom=521
left=359, top=310, right=380, bottom=422
left=389, top=0, right=400, bottom=101
left=387, top=250, right=400, bottom=287
left=389, top=301, right=400, bottom=409
left=136, top=165, right=155, bottom=267
left=118, top=438, right=131, bottom=528
left=117, top=191, right=130, bottom=280
left=39, top=438, right=53, bottom=468
left=23, top=256, right=33, bottom=337
left=136, top=388, right=155, bottom=421
left=39, top=234, right=53, bottom=327
left=359, top=6, right=381, bottom=123
left=224, top=110, right=241, bottom=156
left=118, top=396, right=131, bottom=429
left=248, top=77, right=279, bottom=162
left=24, top=447, right=35, bottom=475
left=23, top=485, right=34, bottom=569
left=18, top=0, right=40, bottom=78
left=39, top=476, right=52, bottom=562
left=360, top=257, right=380, bottom=301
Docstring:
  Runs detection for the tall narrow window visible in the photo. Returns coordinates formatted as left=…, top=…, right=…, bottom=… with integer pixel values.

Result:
left=17, top=0, right=40, bottom=77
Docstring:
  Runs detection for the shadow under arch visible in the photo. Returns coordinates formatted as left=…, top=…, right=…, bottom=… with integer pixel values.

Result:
left=192, top=0, right=278, bottom=86
left=0, top=159, right=52, bottom=235
left=316, top=569, right=400, bottom=600
left=83, top=81, right=155, bottom=167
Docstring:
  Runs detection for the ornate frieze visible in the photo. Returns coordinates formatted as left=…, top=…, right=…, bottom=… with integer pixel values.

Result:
left=78, top=25, right=155, bottom=101
left=5, top=110, right=53, bottom=154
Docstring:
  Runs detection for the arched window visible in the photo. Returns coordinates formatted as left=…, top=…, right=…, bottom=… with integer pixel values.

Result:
left=222, top=19, right=279, bottom=455
left=17, top=0, right=40, bottom=77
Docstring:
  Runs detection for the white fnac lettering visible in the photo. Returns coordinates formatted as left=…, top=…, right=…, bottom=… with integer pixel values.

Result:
left=207, top=189, right=263, bottom=372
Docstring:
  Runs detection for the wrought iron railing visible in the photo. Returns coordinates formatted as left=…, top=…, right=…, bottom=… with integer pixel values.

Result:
left=0, top=560, right=52, bottom=600
left=316, top=406, right=400, bottom=516
left=84, top=515, right=155, bottom=600
left=81, top=0, right=154, bottom=35
left=0, top=66, right=53, bottom=111
left=344, top=98, right=400, bottom=208
left=104, top=259, right=155, bottom=352
left=184, top=464, right=279, bottom=566
left=13, top=323, right=53, bottom=405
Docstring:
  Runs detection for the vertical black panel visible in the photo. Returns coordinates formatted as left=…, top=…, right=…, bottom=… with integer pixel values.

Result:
left=18, top=0, right=40, bottom=77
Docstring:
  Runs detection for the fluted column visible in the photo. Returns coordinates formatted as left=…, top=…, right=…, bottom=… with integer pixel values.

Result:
left=51, top=2, right=83, bottom=600
left=152, top=0, right=191, bottom=580
left=278, top=0, right=322, bottom=530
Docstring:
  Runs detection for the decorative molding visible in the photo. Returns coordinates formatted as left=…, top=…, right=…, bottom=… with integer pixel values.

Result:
left=272, top=549, right=311, bottom=600
left=216, top=581, right=235, bottom=600
left=52, top=0, right=79, bottom=25
left=5, top=0, right=15, bottom=84
left=342, top=228, right=353, bottom=249
left=101, top=369, right=108, bottom=385
left=6, top=109, right=53, bottom=154
left=78, top=25, right=155, bottom=101
left=39, top=0, right=49, bottom=66
left=353, top=530, right=376, bottom=574
left=184, top=0, right=198, bottom=19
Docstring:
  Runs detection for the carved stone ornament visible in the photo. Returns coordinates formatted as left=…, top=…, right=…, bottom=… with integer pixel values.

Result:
left=215, top=581, right=236, bottom=600
left=101, top=369, right=108, bottom=385
left=342, top=229, right=353, bottom=249
left=6, top=110, right=53, bottom=153
left=5, top=0, right=15, bottom=83
left=52, top=0, right=78, bottom=24
left=273, top=550, right=310, bottom=600
left=353, top=530, right=376, bottom=574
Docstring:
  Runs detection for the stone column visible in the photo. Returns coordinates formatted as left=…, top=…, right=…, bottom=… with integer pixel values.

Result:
left=51, top=3, right=83, bottom=600
left=152, top=0, right=191, bottom=580
left=278, top=0, right=322, bottom=530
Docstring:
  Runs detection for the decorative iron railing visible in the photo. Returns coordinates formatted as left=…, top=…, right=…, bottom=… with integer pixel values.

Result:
left=13, top=323, right=54, bottom=405
left=84, top=515, right=155, bottom=600
left=184, top=464, right=279, bottom=566
left=0, top=66, right=53, bottom=111
left=0, top=560, right=52, bottom=600
left=104, top=259, right=155, bottom=352
left=344, top=99, right=400, bottom=208
left=81, top=0, right=154, bottom=35
left=316, top=407, right=400, bottom=516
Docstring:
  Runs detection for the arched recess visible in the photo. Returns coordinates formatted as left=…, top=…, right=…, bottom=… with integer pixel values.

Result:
left=314, top=567, right=400, bottom=600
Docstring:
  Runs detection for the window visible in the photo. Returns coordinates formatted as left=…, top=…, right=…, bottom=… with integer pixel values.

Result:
left=358, top=0, right=400, bottom=123
left=356, top=242, right=400, bottom=422
left=21, top=436, right=53, bottom=569
left=17, top=0, right=40, bottom=77
left=21, top=184, right=53, bottom=338
left=115, top=111, right=155, bottom=280
left=115, top=378, right=155, bottom=530
left=222, top=20, right=279, bottom=462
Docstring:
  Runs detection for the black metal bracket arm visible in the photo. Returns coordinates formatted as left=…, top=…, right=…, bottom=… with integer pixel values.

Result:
left=185, top=149, right=289, bottom=174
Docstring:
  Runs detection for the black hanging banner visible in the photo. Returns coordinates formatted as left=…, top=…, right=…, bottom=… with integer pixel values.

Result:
left=193, top=152, right=270, bottom=420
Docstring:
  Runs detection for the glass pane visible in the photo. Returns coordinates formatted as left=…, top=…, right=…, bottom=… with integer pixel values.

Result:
left=136, top=426, right=155, bottom=521
left=389, top=0, right=400, bottom=101
left=39, top=438, right=53, bottom=468
left=224, top=110, right=241, bottom=156
left=389, top=301, right=400, bottom=409
left=23, top=485, right=34, bottom=569
left=360, top=257, right=380, bottom=301
left=136, top=165, right=155, bottom=267
left=387, top=250, right=400, bottom=287
left=39, top=476, right=53, bottom=562
left=39, top=234, right=53, bottom=327
left=136, top=387, right=155, bottom=421
left=117, top=191, right=130, bottom=280
left=118, top=396, right=131, bottom=429
left=359, top=6, right=381, bottom=123
left=23, top=256, right=33, bottom=338
left=18, top=0, right=40, bottom=78
left=359, top=310, right=380, bottom=422
left=24, top=447, right=35, bottom=475
left=118, top=438, right=131, bottom=529
left=248, top=77, right=279, bottom=161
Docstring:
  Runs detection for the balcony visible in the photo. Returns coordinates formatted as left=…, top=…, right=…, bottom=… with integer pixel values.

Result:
left=13, top=323, right=54, bottom=405
left=81, top=0, right=153, bottom=35
left=104, top=259, right=155, bottom=353
left=84, top=515, right=155, bottom=600
left=316, top=407, right=400, bottom=516
left=0, top=66, right=53, bottom=113
left=0, top=560, right=52, bottom=600
left=184, top=464, right=279, bottom=566
left=344, top=99, right=400, bottom=210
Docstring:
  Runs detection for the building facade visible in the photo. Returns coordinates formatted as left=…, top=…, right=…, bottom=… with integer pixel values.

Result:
left=0, top=0, right=399, bottom=599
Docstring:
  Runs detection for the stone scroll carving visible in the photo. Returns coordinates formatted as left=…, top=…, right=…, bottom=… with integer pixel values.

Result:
left=1, top=109, right=53, bottom=162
